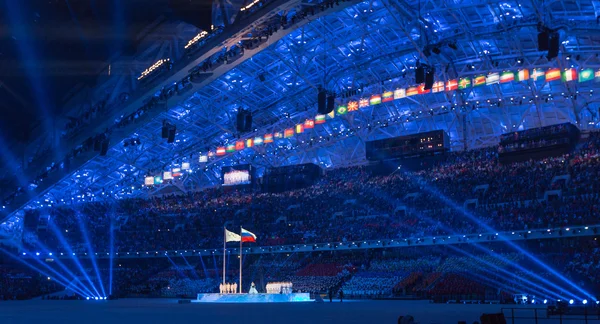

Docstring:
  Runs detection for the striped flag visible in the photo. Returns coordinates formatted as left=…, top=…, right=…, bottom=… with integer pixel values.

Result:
left=296, top=124, right=304, bottom=133
left=382, top=91, right=394, bottom=102
left=546, top=68, right=561, bottom=82
left=246, top=138, right=254, bottom=148
left=226, top=144, right=235, bottom=153
left=406, top=86, right=419, bottom=96
left=486, top=72, right=500, bottom=85
left=241, top=228, right=257, bottom=243
left=562, top=68, right=577, bottom=82
left=216, top=147, right=226, bottom=156
left=370, top=95, right=382, bottom=105
left=531, top=68, right=545, bottom=81
left=417, top=84, right=430, bottom=94
left=516, top=69, right=529, bottom=82
left=284, top=128, right=294, bottom=138
left=473, top=75, right=486, bottom=87
left=254, top=136, right=263, bottom=145
left=394, top=88, right=406, bottom=99
left=264, top=134, right=273, bottom=144
left=500, top=71, right=515, bottom=83
left=315, top=114, right=326, bottom=124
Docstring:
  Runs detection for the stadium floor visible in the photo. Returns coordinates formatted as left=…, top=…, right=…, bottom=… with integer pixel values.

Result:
left=0, top=299, right=551, bottom=324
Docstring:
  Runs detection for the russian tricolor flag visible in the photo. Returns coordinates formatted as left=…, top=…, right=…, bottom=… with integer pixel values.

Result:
left=241, top=228, right=257, bottom=243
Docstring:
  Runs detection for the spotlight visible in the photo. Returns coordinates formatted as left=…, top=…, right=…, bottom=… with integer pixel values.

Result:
left=36, top=252, right=40, bottom=256
left=532, top=299, right=535, bottom=304
left=544, top=299, right=548, bottom=304
left=86, top=297, right=90, bottom=300
left=95, top=297, right=99, bottom=300
left=596, top=301, right=599, bottom=305
left=104, top=297, right=107, bottom=300
left=570, top=299, right=574, bottom=305
left=583, top=300, right=588, bottom=305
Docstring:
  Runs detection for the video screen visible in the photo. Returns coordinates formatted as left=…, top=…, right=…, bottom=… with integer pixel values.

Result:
left=222, top=164, right=254, bottom=186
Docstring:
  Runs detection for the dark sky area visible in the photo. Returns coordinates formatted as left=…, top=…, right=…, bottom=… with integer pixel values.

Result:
left=0, top=0, right=213, bottom=146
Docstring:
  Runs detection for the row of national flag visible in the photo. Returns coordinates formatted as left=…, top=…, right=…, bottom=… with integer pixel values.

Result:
left=192, top=67, right=600, bottom=164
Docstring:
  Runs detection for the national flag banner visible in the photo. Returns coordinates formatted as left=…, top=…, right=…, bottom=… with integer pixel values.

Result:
left=562, top=68, right=577, bottom=82
left=254, top=136, right=263, bottom=145
left=359, top=98, right=370, bottom=108
left=145, top=176, right=154, bottom=186
left=347, top=101, right=358, bottom=112
left=394, top=88, right=406, bottom=99
left=181, top=162, right=190, bottom=170
left=315, top=114, right=326, bottom=124
left=531, top=68, right=545, bottom=81
left=304, top=119, right=315, bottom=129
left=579, top=68, right=594, bottom=83
left=207, top=151, right=215, bottom=157
left=274, top=132, right=283, bottom=139
left=235, top=140, right=245, bottom=151
left=336, top=105, right=348, bottom=115
left=545, top=68, right=561, bottom=82
left=216, top=147, right=226, bottom=156
left=500, top=71, right=515, bottom=83
left=264, top=134, right=274, bottom=143
left=595, top=69, right=600, bottom=81
left=241, top=228, right=257, bottom=243
left=296, top=124, right=304, bottom=133
left=516, top=69, right=529, bottom=82
left=172, top=168, right=182, bottom=177
left=417, top=84, right=430, bottom=94
left=458, top=77, right=471, bottom=89
left=445, top=80, right=458, bottom=91
left=225, top=229, right=241, bottom=242
left=199, top=155, right=208, bottom=163
left=226, top=144, right=235, bottom=153
left=486, top=72, right=500, bottom=85
left=163, top=171, right=172, bottom=180
left=284, top=128, right=294, bottom=138
left=327, top=110, right=335, bottom=119
left=432, top=82, right=444, bottom=93
left=154, top=176, right=163, bottom=185
left=406, top=86, right=419, bottom=96
left=369, top=95, right=382, bottom=105
left=473, top=75, right=486, bottom=87
left=246, top=138, right=254, bottom=148
left=382, top=91, right=394, bottom=102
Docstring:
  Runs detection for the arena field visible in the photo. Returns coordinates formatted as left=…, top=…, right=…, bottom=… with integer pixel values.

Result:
left=0, top=299, right=566, bottom=324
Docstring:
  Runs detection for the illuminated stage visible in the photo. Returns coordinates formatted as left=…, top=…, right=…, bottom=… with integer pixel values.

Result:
left=194, top=293, right=312, bottom=303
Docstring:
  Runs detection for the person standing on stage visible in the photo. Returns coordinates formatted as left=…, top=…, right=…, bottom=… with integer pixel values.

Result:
left=233, top=282, right=238, bottom=294
left=219, top=283, right=224, bottom=294
left=226, top=283, right=231, bottom=294
left=328, top=289, right=333, bottom=303
left=339, top=289, right=344, bottom=302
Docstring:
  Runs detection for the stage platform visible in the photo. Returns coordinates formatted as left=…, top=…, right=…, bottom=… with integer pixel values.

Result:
left=194, top=293, right=312, bottom=303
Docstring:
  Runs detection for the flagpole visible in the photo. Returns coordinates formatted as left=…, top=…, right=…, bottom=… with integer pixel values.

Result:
left=222, top=227, right=226, bottom=286
left=239, top=226, right=242, bottom=294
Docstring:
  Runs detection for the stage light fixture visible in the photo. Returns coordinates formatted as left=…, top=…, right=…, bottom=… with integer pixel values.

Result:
left=543, top=299, right=548, bottom=304
left=583, top=300, right=588, bottom=305
left=569, top=299, right=574, bottom=305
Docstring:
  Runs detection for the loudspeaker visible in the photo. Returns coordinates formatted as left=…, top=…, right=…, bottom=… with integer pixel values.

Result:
left=244, top=112, right=252, bottom=132
left=415, top=66, right=425, bottom=84
left=317, top=89, right=327, bottom=114
left=326, top=94, right=335, bottom=113
left=100, top=140, right=109, bottom=156
left=167, top=127, right=176, bottom=143
left=162, top=125, right=169, bottom=138
left=480, top=313, right=506, bottom=324
left=424, top=68, right=434, bottom=90
left=538, top=31, right=549, bottom=51
left=547, top=33, right=559, bottom=59
left=94, top=138, right=102, bottom=151
left=236, top=111, right=245, bottom=132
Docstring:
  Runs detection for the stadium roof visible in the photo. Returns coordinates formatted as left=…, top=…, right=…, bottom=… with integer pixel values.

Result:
left=2, top=0, right=600, bottom=220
